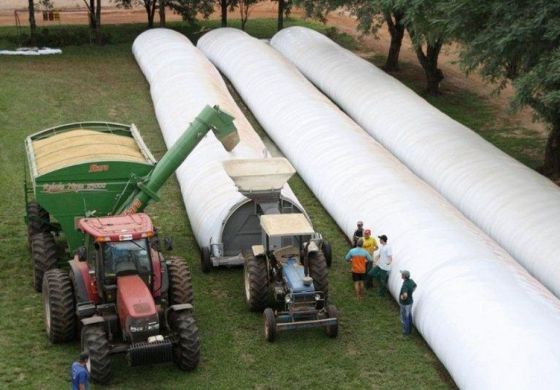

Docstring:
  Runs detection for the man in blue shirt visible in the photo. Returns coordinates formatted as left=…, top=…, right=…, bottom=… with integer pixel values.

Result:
left=71, top=352, right=89, bottom=390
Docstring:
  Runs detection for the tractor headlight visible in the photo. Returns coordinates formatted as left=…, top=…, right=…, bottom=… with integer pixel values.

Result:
left=314, top=294, right=322, bottom=301
left=130, top=325, right=145, bottom=333
left=285, top=295, right=292, bottom=304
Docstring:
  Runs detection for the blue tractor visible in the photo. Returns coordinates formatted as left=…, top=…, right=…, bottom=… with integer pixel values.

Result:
left=244, top=213, right=338, bottom=342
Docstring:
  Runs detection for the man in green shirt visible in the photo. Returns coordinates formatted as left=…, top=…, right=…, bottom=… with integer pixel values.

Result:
left=399, top=270, right=417, bottom=335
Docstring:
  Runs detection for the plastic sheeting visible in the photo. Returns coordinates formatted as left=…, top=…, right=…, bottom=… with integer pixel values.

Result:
left=271, top=27, right=560, bottom=299
left=198, top=28, right=560, bottom=389
left=132, top=28, right=300, bottom=250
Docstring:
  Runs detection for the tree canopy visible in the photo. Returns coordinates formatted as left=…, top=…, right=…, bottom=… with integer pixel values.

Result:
left=444, top=0, right=560, bottom=174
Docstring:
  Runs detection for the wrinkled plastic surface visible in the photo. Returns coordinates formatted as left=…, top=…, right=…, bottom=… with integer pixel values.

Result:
left=132, top=29, right=300, bottom=249
left=271, top=26, right=560, bottom=299
left=198, top=28, right=560, bottom=389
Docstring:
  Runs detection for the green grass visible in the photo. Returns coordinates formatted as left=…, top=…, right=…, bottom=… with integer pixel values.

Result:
left=0, top=21, right=461, bottom=390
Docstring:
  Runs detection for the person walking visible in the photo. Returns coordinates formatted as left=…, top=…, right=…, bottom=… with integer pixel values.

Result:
left=352, top=220, right=364, bottom=247
left=367, top=234, right=392, bottom=296
left=344, top=238, right=372, bottom=299
left=362, top=229, right=378, bottom=288
left=71, top=352, right=89, bottom=390
left=399, top=270, right=417, bottom=335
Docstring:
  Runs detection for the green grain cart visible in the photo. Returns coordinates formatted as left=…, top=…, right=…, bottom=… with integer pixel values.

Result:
left=24, top=105, right=239, bottom=292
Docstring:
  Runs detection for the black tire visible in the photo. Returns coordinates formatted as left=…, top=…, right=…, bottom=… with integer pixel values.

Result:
left=32, top=231, right=58, bottom=292
left=308, top=250, right=329, bottom=299
left=81, top=325, right=111, bottom=384
left=27, top=201, right=49, bottom=250
left=167, top=256, right=194, bottom=305
left=171, top=310, right=200, bottom=371
left=42, top=269, right=75, bottom=343
left=244, top=254, right=269, bottom=312
left=263, top=308, right=276, bottom=342
left=325, top=304, right=339, bottom=338
left=200, top=246, right=212, bottom=273
left=322, top=241, right=332, bottom=268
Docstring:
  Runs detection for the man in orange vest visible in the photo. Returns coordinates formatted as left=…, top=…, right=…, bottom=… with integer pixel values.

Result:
left=344, top=238, right=372, bottom=298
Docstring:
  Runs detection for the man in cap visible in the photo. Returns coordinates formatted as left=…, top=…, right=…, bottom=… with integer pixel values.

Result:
left=71, top=352, right=89, bottom=390
left=367, top=234, right=392, bottom=296
left=344, top=238, right=372, bottom=299
left=352, top=220, right=364, bottom=247
left=362, top=229, right=378, bottom=288
left=399, top=270, right=417, bottom=335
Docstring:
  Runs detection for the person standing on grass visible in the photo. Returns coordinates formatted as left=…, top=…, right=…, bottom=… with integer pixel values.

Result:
left=367, top=234, right=392, bottom=296
left=344, top=238, right=372, bottom=299
left=352, top=220, right=364, bottom=247
left=362, top=229, right=378, bottom=288
left=71, top=352, right=89, bottom=390
left=399, top=270, right=417, bottom=335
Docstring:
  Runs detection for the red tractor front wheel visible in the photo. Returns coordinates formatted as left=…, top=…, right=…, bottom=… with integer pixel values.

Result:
left=170, top=310, right=200, bottom=371
left=81, top=325, right=111, bottom=384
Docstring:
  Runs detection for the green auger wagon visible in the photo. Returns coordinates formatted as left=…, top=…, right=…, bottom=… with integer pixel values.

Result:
left=24, top=105, right=239, bottom=292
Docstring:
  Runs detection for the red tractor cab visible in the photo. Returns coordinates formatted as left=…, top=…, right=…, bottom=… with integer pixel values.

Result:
left=42, top=213, right=199, bottom=384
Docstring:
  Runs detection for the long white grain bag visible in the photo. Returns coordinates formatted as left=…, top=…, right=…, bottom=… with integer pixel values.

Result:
left=198, top=28, right=560, bottom=389
left=271, top=26, right=560, bottom=298
left=132, top=28, right=300, bottom=250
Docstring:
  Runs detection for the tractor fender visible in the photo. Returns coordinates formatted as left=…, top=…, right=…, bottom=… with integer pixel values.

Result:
left=306, top=241, right=320, bottom=253
left=81, top=315, right=104, bottom=327
left=69, top=259, right=95, bottom=304
left=169, top=303, right=193, bottom=313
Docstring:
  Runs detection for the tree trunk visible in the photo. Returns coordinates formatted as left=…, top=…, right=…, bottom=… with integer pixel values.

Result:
left=145, top=0, right=156, bottom=27
left=543, top=121, right=560, bottom=177
left=277, top=0, right=285, bottom=31
left=414, top=38, right=444, bottom=95
left=89, top=0, right=96, bottom=28
left=383, top=11, right=404, bottom=72
left=95, top=0, right=102, bottom=45
left=159, top=0, right=166, bottom=26
left=220, top=0, right=227, bottom=27
left=28, top=0, right=37, bottom=46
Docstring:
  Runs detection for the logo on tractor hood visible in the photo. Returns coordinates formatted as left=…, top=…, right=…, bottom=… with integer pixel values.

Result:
left=89, top=164, right=109, bottom=173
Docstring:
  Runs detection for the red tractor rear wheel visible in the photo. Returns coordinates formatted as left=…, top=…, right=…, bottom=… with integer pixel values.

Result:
left=43, top=269, right=75, bottom=343
left=171, top=311, right=200, bottom=371
left=167, top=256, right=194, bottom=305
left=31, top=232, right=58, bottom=292
left=81, top=325, right=111, bottom=384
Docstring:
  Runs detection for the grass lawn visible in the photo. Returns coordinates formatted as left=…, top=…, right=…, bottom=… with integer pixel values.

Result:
left=2, top=18, right=542, bottom=389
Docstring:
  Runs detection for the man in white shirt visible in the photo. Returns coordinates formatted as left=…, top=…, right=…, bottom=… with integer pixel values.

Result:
left=366, top=234, right=392, bottom=296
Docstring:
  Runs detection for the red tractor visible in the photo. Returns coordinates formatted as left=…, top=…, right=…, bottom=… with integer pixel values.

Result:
left=42, top=213, right=199, bottom=384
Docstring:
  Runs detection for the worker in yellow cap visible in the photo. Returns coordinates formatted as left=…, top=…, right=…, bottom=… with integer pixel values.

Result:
left=362, top=229, right=378, bottom=289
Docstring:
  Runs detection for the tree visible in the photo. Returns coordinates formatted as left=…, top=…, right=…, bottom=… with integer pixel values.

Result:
left=294, top=1, right=405, bottom=71
left=28, top=0, right=37, bottom=45
left=84, top=0, right=103, bottom=44
left=167, top=0, right=214, bottom=24
left=238, top=0, right=263, bottom=30
left=400, top=0, right=449, bottom=95
left=217, top=0, right=237, bottom=27
left=443, top=0, right=560, bottom=175
left=159, top=0, right=166, bottom=26
left=352, top=1, right=405, bottom=71
left=276, top=0, right=292, bottom=31
left=113, top=0, right=158, bottom=27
